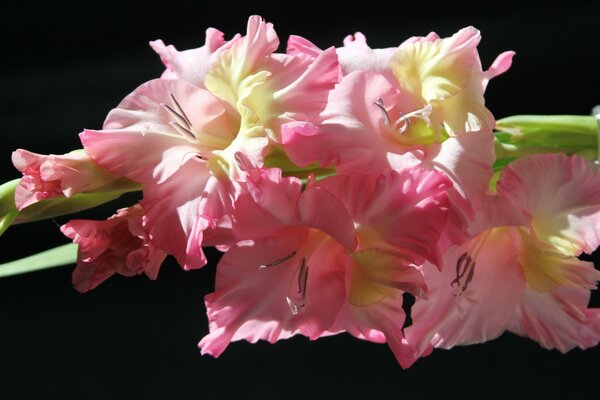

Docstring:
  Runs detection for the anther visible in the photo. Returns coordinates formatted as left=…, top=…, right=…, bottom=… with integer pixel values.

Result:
left=161, top=93, right=197, bottom=141
left=297, top=258, right=308, bottom=298
left=285, top=257, right=309, bottom=316
left=392, top=104, right=433, bottom=134
left=373, top=98, right=391, bottom=126
left=170, top=93, right=193, bottom=128
left=170, top=121, right=197, bottom=141
left=450, top=251, right=476, bottom=292
left=259, top=251, right=297, bottom=269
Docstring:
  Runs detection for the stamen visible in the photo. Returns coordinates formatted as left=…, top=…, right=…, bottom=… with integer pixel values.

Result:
left=462, top=258, right=475, bottom=292
left=170, top=121, right=197, bottom=141
left=259, top=251, right=297, bottom=269
left=161, top=103, right=189, bottom=130
left=177, top=151, right=207, bottom=169
left=169, top=93, right=193, bottom=128
left=392, top=104, right=433, bottom=134
left=297, top=258, right=309, bottom=297
left=285, top=257, right=309, bottom=316
left=373, top=98, right=391, bottom=126
left=450, top=252, right=476, bottom=292
left=161, top=93, right=197, bottom=141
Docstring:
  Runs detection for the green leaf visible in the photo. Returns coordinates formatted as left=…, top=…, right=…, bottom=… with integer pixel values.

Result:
left=0, top=243, right=77, bottom=278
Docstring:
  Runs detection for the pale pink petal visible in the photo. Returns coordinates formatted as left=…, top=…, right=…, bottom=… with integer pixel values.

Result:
left=280, top=121, right=331, bottom=167
left=237, top=46, right=338, bottom=141
left=497, top=154, right=600, bottom=256
left=425, top=129, right=495, bottom=204
left=298, top=186, right=357, bottom=251
left=282, top=71, right=400, bottom=174
left=80, top=129, right=198, bottom=185
left=269, top=47, right=339, bottom=123
left=316, top=169, right=450, bottom=266
left=232, top=168, right=302, bottom=241
left=237, top=16, right=279, bottom=72
left=337, top=32, right=398, bottom=82
left=81, top=79, right=235, bottom=184
left=404, top=228, right=526, bottom=366
left=242, top=167, right=302, bottom=226
left=418, top=129, right=496, bottom=251
left=399, top=32, right=440, bottom=46
left=232, top=193, right=293, bottom=241
left=150, top=28, right=240, bottom=87
left=141, top=160, right=232, bottom=270
left=205, top=16, right=279, bottom=107
left=200, top=231, right=346, bottom=356
left=286, top=35, right=322, bottom=58
left=470, top=195, right=528, bottom=235
left=509, top=282, right=600, bottom=353
left=199, top=233, right=304, bottom=357
left=325, top=248, right=425, bottom=367
left=202, top=215, right=235, bottom=251
left=332, top=293, right=413, bottom=366
left=483, top=51, right=515, bottom=87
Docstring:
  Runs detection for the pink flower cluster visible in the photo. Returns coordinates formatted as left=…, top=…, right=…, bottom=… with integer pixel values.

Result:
left=13, top=16, right=600, bottom=367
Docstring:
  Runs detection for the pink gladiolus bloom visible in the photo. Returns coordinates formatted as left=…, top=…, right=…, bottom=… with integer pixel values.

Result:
left=82, top=16, right=339, bottom=270
left=205, top=16, right=339, bottom=141
left=11, top=149, right=125, bottom=210
left=391, top=27, right=514, bottom=134
left=403, top=154, right=600, bottom=367
left=61, top=204, right=166, bottom=293
left=282, top=70, right=495, bottom=250
left=80, top=78, right=244, bottom=270
left=288, top=27, right=513, bottom=135
left=199, top=166, right=450, bottom=367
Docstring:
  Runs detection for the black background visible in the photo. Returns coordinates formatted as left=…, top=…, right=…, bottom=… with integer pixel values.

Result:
left=1, top=1, right=599, bottom=399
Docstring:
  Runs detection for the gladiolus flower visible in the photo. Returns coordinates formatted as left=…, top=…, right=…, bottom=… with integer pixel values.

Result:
left=11, top=149, right=129, bottom=211
left=403, top=154, right=600, bottom=367
left=391, top=27, right=514, bottom=134
left=81, top=16, right=339, bottom=270
left=61, top=204, right=166, bottom=293
left=205, top=16, right=339, bottom=141
left=282, top=70, right=496, bottom=250
left=199, top=166, right=450, bottom=366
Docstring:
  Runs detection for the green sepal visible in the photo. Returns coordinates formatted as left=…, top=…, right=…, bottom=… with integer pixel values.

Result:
left=0, top=177, right=141, bottom=237
left=495, top=115, right=598, bottom=148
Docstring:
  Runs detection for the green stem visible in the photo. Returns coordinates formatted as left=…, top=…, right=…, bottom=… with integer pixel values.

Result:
left=0, top=180, right=19, bottom=236
left=0, top=243, right=77, bottom=278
